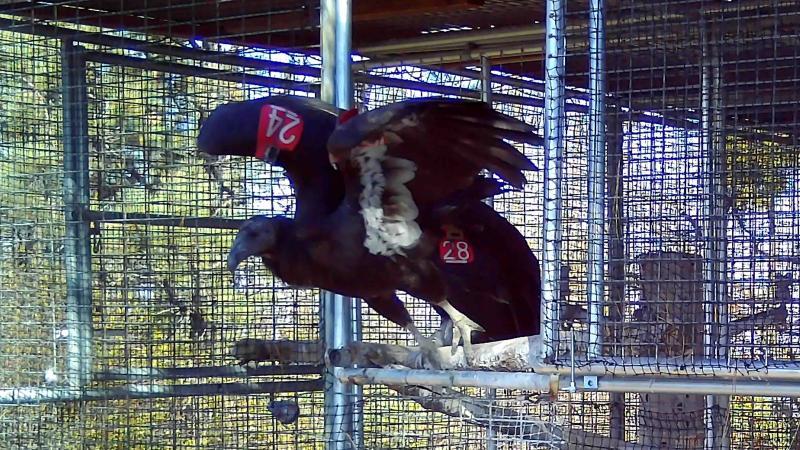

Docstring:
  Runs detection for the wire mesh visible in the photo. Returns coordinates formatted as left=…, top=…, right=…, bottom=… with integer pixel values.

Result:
left=1, top=0, right=800, bottom=449
left=0, top=5, right=327, bottom=448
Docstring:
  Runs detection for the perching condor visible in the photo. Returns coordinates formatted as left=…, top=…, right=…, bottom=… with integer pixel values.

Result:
left=198, top=95, right=542, bottom=367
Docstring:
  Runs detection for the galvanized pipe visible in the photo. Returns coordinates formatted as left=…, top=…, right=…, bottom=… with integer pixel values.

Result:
left=480, top=55, right=493, bottom=104
left=701, top=22, right=730, bottom=450
left=541, top=0, right=566, bottom=361
left=0, top=379, right=323, bottom=405
left=534, top=357, right=800, bottom=380
left=320, top=1, right=362, bottom=448
left=586, top=0, right=606, bottom=360
left=354, top=44, right=544, bottom=70
left=606, top=108, right=626, bottom=443
left=479, top=53, right=498, bottom=450
left=61, top=42, right=93, bottom=388
left=94, top=364, right=323, bottom=381
left=84, top=51, right=319, bottom=93
left=595, top=377, right=800, bottom=398
left=82, top=210, right=245, bottom=229
left=0, top=18, right=321, bottom=77
left=336, top=368, right=800, bottom=398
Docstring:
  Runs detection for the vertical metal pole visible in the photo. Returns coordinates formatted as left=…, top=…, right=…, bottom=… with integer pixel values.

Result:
left=606, top=110, right=626, bottom=441
left=701, top=22, right=730, bottom=450
left=479, top=54, right=498, bottom=450
left=480, top=55, right=493, bottom=105
left=541, top=0, right=566, bottom=361
left=320, top=1, right=361, bottom=449
left=61, top=41, right=93, bottom=388
left=587, top=0, right=606, bottom=360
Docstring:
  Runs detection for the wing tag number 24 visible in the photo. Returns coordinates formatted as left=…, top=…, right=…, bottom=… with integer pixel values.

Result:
left=256, top=104, right=305, bottom=159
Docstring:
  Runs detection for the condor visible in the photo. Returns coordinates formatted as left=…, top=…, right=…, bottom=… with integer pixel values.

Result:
left=199, top=95, right=542, bottom=367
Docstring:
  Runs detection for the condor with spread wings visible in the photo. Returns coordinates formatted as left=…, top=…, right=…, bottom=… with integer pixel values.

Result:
left=199, top=96, right=541, bottom=366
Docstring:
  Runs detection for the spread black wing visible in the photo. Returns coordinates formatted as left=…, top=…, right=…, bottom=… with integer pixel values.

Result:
left=326, top=97, right=542, bottom=257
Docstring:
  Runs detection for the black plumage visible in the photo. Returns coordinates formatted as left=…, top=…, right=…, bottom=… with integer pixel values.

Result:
left=199, top=95, right=542, bottom=365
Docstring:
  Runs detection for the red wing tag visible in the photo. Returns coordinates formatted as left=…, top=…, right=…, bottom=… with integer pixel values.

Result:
left=338, top=108, right=359, bottom=124
left=438, top=226, right=474, bottom=264
left=256, top=104, right=305, bottom=159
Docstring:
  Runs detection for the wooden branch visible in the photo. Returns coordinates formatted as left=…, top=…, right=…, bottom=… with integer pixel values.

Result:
left=725, top=303, right=788, bottom=338
left=230, top=339, right=323, bottom=365
left=333, top=335, right=542, bottom=371
left=231, top=336, right=543, bottom=370
left=230, top=307, right=789, bottom=373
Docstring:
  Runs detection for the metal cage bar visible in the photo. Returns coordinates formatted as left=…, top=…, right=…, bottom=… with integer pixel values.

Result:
left=61, top=41, right=93, bottom=389
left=541, top=0, right=567, bottom=362
left=320, top=0, right=362, bottom=448
left=586, top=0, right=606, bottom=361
left=701, top=20, right=731, bottom=450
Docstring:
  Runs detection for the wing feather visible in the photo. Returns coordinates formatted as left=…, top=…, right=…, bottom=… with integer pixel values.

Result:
left=328, top=97, right=541, bottom=256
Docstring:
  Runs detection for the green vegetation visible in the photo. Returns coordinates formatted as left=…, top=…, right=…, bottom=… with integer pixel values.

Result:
left=727, top=135, right=798, bottom=210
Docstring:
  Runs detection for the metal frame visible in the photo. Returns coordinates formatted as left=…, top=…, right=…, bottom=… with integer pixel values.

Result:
left=6, top=0, right=800, bottom=424
left=1, top=18, right=711, bottom=129
left=320, top=1, right=363, bottom=448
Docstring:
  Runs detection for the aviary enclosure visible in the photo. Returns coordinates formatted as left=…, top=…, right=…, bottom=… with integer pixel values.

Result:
left=0, top=0, right=798, bottom=449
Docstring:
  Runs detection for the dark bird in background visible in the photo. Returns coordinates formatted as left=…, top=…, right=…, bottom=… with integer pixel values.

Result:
left=199, top=95, right=542, bottom=366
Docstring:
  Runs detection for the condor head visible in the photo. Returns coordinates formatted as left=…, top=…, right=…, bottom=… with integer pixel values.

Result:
left=197, top=100, right=264, bottom=159
left=227, top=215, right=288, bottom=273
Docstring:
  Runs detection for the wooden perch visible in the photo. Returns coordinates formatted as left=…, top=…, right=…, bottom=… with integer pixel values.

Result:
left=231, top=335, right=542, bottom=371
left=229, top=299, right=789, bottom=371
left=231, top=338, right=324, bottom=365
left=334, top=335, right=542, bottom=370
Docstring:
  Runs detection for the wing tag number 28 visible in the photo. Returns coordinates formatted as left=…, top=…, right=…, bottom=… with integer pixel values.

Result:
left=256, top=104, right=305, bottom=159
left=439, top=226, right=474, bottom=264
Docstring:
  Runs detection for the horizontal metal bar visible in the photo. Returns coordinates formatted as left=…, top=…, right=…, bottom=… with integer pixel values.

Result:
left=357, top=73, right=555, bottom=109
left=357, top=25, right=543, bottom=55
left=536, top=358, right=800, bottom=381
left=335, top=367, right=558, bottom=392
left=83, top=210, right=245, bottom=229
left=337, top=367, right=800, bottom=398
left=94, top=364, right=323, bottom=381
left=84, top=51, right=319, bottom=93
left=595, top=377, right=800, bottom=398
left=0, top=379, right=323, bottom=405
left=353, top=44, right=545, bottom=70
left=355, top=14, right=686, bottom=56
left=87, top=52, right=555, bottom=110
left=0, top=17, right=322, bottom=77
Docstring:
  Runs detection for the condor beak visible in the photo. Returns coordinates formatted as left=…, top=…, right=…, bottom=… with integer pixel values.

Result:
left=227, top=234, right=255, bottom=273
